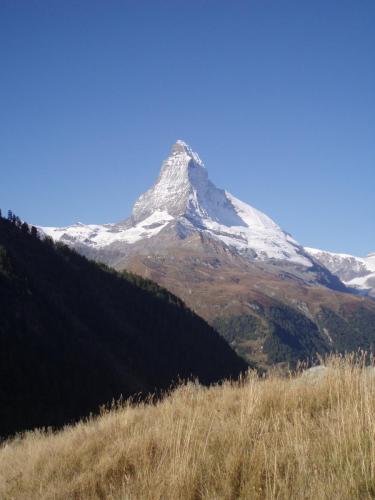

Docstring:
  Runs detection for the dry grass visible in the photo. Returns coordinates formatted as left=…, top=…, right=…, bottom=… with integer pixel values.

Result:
left=1, top=354, right=375, bottom=499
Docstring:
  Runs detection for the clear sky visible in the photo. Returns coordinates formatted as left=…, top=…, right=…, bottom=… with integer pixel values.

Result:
left=1, top=0, right=374, bottom=256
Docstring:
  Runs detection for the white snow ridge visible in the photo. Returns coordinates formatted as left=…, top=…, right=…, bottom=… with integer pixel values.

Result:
left=305, top=248, right=375, bottom=293
left=40, top=140, right=313, bottom=266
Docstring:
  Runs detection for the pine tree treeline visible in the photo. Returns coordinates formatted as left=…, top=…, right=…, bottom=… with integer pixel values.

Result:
left=1, top=208, right=38, bottom=237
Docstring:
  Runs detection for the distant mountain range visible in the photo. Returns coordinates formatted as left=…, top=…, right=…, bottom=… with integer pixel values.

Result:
left=306, top=248, right=375, bottom=298
left=39, top=141, right=375, bottom=368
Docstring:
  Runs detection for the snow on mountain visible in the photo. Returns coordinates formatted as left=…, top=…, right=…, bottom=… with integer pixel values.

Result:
left=41, top=140, right=312, bottom=266
left=305, top=248, right=375, bottom=293
left=43, top=211, right=174, bottom=247
left=348, top=273, right=375, bottom=290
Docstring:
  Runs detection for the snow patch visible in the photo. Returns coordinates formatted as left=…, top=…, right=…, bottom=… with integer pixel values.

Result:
left=42, top=210, right=173, bottom=248
left=305, top=247, right=375, bottom=291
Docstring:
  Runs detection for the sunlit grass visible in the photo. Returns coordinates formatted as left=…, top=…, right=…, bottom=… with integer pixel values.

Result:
left=1, top=354, right=375, bottom=499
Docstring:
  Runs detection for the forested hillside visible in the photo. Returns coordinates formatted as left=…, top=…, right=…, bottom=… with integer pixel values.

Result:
left=0, top=213, right=247, bottom=437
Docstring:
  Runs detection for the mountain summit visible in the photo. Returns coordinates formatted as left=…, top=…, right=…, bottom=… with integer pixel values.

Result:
left=42, top=140, right=311, bottom=266
left=132, top=139, right=231, bottom=223
left=39, top=141, right=375, bottom=368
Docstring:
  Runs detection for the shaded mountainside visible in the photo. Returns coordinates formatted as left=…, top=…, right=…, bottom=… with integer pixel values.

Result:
left=0, top=216, right=247, bottom=437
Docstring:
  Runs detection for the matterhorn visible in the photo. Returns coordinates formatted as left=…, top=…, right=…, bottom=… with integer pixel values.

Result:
left=43, top=140, right=315, bottom=269
left=40, top=141, right=375, bottom=368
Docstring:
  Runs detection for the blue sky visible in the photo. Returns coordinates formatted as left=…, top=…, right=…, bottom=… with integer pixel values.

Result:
left=0, top=0, right=374, bottom=255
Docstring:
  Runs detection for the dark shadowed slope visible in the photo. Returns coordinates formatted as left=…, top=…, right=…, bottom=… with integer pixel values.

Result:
left=0, top=215, right=247, bottom=437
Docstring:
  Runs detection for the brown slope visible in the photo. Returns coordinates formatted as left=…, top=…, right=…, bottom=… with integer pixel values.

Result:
left=112, top=229, right=375, bottom=368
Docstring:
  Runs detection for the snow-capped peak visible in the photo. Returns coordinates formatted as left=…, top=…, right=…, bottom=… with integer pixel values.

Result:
left=132, top=140, right=209, bottom=222
left=132, top=140, right=275, bottom=230
left=131, top=140, right=312, bottom=266
left=171, top=140, right=205, bottom=167
left=39, top=140, right=312, bottom=267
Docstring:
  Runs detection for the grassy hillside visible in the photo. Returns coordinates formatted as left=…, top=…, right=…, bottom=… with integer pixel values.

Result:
left=0, top=214, right=247, bottom=437
left=1, top=354, right=374, bottom=499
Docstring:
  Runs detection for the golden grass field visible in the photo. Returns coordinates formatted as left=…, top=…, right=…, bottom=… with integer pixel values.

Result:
left=1, top=354, right=375, bottom=500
